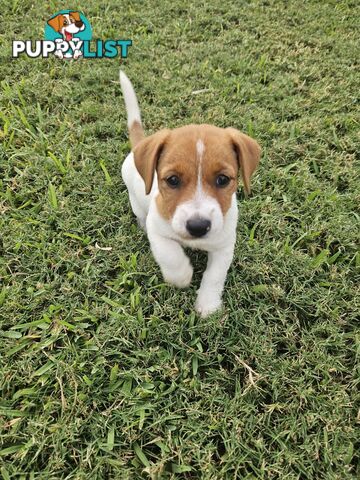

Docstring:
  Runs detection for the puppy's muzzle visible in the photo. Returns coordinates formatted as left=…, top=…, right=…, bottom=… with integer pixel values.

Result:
left=186, top=218, right=211, bottom=238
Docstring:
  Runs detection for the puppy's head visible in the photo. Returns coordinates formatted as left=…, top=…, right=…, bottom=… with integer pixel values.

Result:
left=133, top=124, right=261, bottom=240
left=47, top=12, right=85, bottom=39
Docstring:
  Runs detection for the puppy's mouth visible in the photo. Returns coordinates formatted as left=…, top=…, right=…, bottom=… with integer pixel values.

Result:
left=178, top=229, right=211, bottom=241
left=65, top=31, right=73, bottom=41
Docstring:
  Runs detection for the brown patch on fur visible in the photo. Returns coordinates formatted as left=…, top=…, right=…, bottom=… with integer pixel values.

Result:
left=155, top=131, right=199, bottom=219
left=134, top=124, right=261, bottom=219
left=226, top=128, right=261, bottom=195
left=155, top=125, right=239, bottom=219
left=129, top=120, right=145, bottom=148
left=200, top=131, right=239, bottom=215
left=133, top=129, right=170, bottom=195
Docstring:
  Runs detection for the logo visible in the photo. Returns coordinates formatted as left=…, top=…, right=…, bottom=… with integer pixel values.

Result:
left=45, top=10, right=92, bottom=59
left=12, top=10, right=132, bottom=60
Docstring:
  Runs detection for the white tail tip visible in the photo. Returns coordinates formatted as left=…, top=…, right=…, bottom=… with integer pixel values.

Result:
left=119, top=70, right=142, bottom=129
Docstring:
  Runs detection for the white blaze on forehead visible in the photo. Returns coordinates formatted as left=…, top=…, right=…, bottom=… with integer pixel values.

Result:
left=171, top=138, right=225, bottom=237
left=196, top=139, right=205, bottom=158
left=196, top=139, right=205, bottom=197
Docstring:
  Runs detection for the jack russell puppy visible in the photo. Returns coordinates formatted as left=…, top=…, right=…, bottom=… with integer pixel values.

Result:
left=120, top=71, right=261, bottom=317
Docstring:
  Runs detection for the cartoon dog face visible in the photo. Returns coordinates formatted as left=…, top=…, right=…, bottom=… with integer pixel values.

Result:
left=47, top=12, right=85, bottom=41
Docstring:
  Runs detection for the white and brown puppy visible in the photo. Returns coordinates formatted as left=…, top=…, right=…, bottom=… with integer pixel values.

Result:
left=120, top=71, right=261, bottom=317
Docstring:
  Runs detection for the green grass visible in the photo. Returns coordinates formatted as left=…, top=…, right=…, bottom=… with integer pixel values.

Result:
left=0, top=0, right=359, bottom=478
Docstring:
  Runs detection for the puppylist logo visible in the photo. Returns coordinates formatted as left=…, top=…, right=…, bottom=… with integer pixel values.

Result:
left=12, top=10, right=132, bottom=60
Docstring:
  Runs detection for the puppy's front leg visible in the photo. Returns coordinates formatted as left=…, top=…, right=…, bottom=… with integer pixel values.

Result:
left=148, top=233, right=193, bottom=288
left=195, top=245, right=235, bottom=317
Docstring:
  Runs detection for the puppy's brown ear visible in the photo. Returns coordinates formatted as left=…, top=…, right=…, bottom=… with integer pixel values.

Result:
left=133, top=129, right=170, bottom=195
left=227, top=128, right=261, bottom=195
left=47, top=14, right=62, bottom=32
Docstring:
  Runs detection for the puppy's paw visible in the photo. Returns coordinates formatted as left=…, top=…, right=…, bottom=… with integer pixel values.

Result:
left=195, top=291, right=222, bottom=318
left=163, top=262, right=193, bottom=289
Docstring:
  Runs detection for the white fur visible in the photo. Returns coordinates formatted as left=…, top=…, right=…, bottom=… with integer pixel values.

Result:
left=121, top=151, right=238, bottom=317
left=119, top=71, right=142, bottom=129
left=196, top=139, right=205, bottom=157
left=120, top=72, right=238, bottom=317
left=196, top=138, right=205, bottom=196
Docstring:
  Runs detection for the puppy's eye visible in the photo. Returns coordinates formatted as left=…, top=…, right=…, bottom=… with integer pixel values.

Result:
left=166, top=175, right=181, bottom=188
left=216, top=174, right=231, bottom=188
left=63, top=20, right=68, bottom=25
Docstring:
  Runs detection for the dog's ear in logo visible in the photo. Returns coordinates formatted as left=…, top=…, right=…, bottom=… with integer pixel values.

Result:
left=69, top=11, right=82, bottom=25
left=47, top=14, right=63, bottom=32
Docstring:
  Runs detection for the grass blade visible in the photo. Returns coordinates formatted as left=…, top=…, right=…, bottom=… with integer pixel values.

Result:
left=99, top=160, right=112, bottom=185
left=48, top=182, right=58, bottom=209
left=133, top=442, right=150, bottom=467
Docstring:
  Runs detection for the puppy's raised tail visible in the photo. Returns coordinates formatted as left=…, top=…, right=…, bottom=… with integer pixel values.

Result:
left=119, top=70, right=145, bottom=148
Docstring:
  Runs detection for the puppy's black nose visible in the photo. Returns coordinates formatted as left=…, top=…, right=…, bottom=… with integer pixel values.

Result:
left=186, top=218, right=211, bottom=238
left=75, top=20, right=83, bottom=28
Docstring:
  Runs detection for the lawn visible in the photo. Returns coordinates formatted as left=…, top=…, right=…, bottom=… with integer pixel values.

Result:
left=0, top=0, right=359, bottom=478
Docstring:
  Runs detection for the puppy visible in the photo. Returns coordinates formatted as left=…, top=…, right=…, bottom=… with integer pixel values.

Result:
left=120, top=71, right=261, bottom=317
left=47, top=12, right=85, bottom=59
